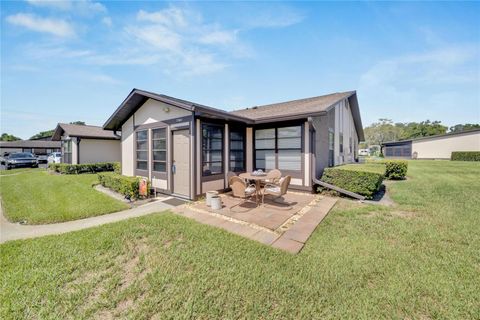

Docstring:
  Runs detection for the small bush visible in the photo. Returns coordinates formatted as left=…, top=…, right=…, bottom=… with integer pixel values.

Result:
left=385, top=160, right=408, bottom=180
left=97, top=172, right=148, bottom=199
left=48, top=162, right=119, bottom=174
left=451, top=152, right=480, bottom=161
left=113, top=162, right=121, bottom=174
left=319, top=168, right=384, bottom=199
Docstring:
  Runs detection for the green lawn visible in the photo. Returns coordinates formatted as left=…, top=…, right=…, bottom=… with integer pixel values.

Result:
left=0, top=167, right=44, bottom=176
left=1, top=161, right=479, bottom=319
left=0, top=171, right=128, bottom=224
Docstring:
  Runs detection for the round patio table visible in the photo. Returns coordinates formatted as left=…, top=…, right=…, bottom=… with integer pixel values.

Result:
left=239, top=172, right=276, bottom=204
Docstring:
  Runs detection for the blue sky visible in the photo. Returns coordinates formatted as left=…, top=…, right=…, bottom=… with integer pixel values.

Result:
left=1, top=1, right=479, bottom=139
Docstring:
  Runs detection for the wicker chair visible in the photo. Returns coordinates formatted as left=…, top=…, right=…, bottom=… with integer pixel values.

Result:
left=229, top=176, right=258, bottom=207
left=262, top=175, right=291, bottom=204
left=260, top=169, right=282, bottom=186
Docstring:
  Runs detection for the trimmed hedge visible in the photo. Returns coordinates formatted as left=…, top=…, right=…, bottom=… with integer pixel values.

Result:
left=385, top=160, right=408, bottom=180
left=97, top=172, right=148, bottom=199
left=451, top=152, right=480, bottom=161
left=320, top=168, right=384, bottom=199
left=49, top=162, right=119, bottom=174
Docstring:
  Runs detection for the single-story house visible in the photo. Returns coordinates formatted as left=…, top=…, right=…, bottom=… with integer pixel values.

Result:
left=52, top=123, right=121, bottom=164
left=0, top=140, right=61, bottom=156
left=103, top=88, right=364, bottom=200
left=382, top=128, right=480, bottom=159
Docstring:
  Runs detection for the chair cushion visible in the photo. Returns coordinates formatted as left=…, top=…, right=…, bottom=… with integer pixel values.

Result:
left=245, top=186, right=256, bottom=194
left=278, top=177, right=285, bottom=185
left=265, top=186, right=281, bottom=193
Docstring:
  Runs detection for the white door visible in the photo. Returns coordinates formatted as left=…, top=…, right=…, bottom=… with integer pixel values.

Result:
left=172, top=130, right=190, bottom=197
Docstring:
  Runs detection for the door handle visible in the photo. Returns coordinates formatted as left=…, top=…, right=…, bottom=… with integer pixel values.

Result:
left=172, top=163, right=176, bottom=174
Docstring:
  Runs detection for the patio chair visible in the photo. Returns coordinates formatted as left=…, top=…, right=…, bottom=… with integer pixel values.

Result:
left=229, top=176, right=258, bottom=207
left=262, top=175, right=292, bottom=206
left=260, top=169, right=282, bottom=187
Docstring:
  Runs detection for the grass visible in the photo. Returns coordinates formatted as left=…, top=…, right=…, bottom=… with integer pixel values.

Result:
left=0, top=170, right=128, bottom=224
left=0, top=167, right=44, bottom=176
left=1, top=161, right=479, bottom=319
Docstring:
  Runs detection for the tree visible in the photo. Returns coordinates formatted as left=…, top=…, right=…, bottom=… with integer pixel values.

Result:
left=70, top=121, right=86, bottom=125
left=29, top=121, right=86, bottom=140
left=449, top=123, right=480, bottom=133
left=30, top=129, right=55, bottom=140
left=0, top=133, right=21, bottom=141
left=400, top=120, right=447, bottom=140
left=364, top=119, right=402, bottom=146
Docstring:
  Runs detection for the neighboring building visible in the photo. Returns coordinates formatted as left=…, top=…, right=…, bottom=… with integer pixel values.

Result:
left=382, top=129, right=480, bottom=159
left=30, top=135, right=53, bottom=141
left=52, top=123, right=121, bottom=164
left=103, top=88, right=364, bottom=200
left=0, top=140, right=61, bottom=156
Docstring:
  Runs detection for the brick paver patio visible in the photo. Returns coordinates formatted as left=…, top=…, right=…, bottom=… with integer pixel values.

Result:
left=173, top=192, right=338, bottom=254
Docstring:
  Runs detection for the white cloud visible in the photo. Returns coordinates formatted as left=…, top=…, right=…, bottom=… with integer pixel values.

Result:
left=26, top=0, right=107, bottom=15
left=358, top=45, right=480, bottom=125
left=241, top=6, right=304, bottom=28
left=199, top=30, right=237, bottom=45
left=101, top=16, right=112, bottom=27
left=6, top=13, right=75, bottom=37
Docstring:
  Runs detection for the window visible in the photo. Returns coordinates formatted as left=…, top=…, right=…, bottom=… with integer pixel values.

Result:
left=349, top=137, right=353, bottom=154
left=255, top=125, right=302, bottom=172
left=152, top=128, right=166, bottom=172
left=229, top=127, right=245, bottom=172
left=328, top=131, right=334, bottom=167
left=63, top=140, right=72, bottom=164
left=277, top=126, right=301, bottom=171
left=202, top=124, right=223, bottom=176
left=255, top=128, right=276, bottom=170
left=136, top=130, right=148, bottom=170
left=339, top=133, right=344, bottom=153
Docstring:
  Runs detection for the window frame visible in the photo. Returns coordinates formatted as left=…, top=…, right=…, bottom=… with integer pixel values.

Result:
left=202, top=123, right=224, bottom=177
left=253, top=124, right=303, bottom=178
left=63, top=140, right=72, bottom=164
left=135, top=130, right=149, bottom=174
left=229, top=126, right=246, bottom=173
left=151, top=127, right=167, bottom=174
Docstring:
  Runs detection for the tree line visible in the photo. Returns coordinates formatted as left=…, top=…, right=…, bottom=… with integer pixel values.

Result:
left=362, top=119, right=479, bottom=147
left=0, top=121, right=86, bottom=141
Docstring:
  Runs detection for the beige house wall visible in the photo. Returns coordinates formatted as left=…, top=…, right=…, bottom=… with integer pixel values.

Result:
left=78, top=139, right=121, bottom=164
left=121, top=116, right=135, bottom=176
left=412, top=131, right=480, bottom=159
left=0, top=147, right=22, bottom=154
left=71, top=138, right=78, bottom=164
left=121, top=98, right=192, bottom=178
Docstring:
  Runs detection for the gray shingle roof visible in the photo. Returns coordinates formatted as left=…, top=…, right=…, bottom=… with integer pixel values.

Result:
left=230, top=91, right=356, bottom=121
left=0, top=140, right=61, bottom=148
left=52, top=123, right=120, bottom=141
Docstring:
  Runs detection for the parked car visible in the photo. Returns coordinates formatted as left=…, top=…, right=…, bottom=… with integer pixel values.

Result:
left=36, top=154, right=49, bottom=163
left=358, top=149, right=370, bottom=156
left=4, top=152, right=38, bottom=170
left=47, top=152, right=62, bottom=164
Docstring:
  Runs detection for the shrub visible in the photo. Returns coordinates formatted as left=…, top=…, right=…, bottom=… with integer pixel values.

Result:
left=113, top=162, right=121, bottom=174
left=319, top=168, right=384, bottom=199
left=451, top=152, right=480, bottom=161
left=48, top=162, right=120, bottom=174
left=97, top=172, right=148, bottom=199
left=385, top=160, right=408, bottom=180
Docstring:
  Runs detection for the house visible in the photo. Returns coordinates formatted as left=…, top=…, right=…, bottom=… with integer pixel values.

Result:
left=382, top=128, right=480, bottom=159
left=103, top=88, right=364, bottom=200
left=52, top=123, right=121, bottom=164
left=0, top=140, right=61, bottom=156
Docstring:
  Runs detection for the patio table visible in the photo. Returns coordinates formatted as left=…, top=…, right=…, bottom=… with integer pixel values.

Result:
left=239, top=172, right=276, bottom=204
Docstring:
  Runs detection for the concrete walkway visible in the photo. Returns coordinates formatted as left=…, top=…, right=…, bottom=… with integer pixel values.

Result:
left=0, top=199, right=174, bottom=243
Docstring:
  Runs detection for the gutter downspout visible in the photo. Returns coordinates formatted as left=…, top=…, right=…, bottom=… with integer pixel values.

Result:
left=77, top=137, right=81, bottom=164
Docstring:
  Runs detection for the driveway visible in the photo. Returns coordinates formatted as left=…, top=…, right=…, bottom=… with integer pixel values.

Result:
left=0, top=198, right=175, bottom=243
